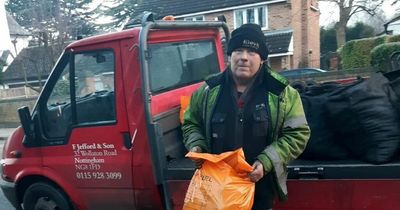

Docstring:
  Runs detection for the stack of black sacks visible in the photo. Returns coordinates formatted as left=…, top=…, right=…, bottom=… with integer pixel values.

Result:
left=299, top=70, right=400, bottom=164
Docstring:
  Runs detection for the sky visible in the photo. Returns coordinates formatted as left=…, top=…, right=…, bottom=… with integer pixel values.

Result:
left=319, top=1, right=399, bottom=27
left=0, top=0, right=12, bottom=51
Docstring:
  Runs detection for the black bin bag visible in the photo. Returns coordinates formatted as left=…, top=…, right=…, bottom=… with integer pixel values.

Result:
left=300, top=83, right=349, bottom=160
left=385, top=70, right=400, bottom=112
left=326, top=73, right=400, bottom=164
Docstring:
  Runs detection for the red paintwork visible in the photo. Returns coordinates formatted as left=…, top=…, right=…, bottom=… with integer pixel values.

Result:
left=168, top=180, right=190, bottom=209
left=275, top=180, right=400, bottom=210
left=168, top=179, right=400, bottom=210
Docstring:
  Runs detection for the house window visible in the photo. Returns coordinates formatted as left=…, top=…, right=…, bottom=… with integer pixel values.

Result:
left=234, top=6, right=268, bottom=29
left=184, top=16, right=205, bottom=21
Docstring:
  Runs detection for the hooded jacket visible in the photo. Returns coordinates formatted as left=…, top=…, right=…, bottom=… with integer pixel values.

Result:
left=182, top=66, right=310, bottom=201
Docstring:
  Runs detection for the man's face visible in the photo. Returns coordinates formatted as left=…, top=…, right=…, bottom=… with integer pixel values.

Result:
left=230, top=48, right=263, bottom=81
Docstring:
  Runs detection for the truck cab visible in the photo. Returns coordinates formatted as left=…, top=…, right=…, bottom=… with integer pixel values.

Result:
left=1, top=15, right=229, bottom=210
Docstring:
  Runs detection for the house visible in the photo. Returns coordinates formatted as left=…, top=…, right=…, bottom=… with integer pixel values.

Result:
left=384, top=15, right=400, bottom=35
left=7, top=13, right=31, bottom=57
left=0, top=1, right=30, bottom=72
left=1, top=45, right=58, bottom=89
left=131, top=0, right=320, bottom=70
left=0, top=0, right=13, bottom=69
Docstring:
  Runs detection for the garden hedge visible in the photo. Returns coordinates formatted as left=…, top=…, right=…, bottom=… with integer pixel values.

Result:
left=371, top=42, right=400, bottom=72
left=339, top=34, right=400, bottom=70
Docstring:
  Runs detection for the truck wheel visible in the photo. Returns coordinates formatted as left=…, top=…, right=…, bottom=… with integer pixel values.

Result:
left=23, top=182, right=71, bottom=210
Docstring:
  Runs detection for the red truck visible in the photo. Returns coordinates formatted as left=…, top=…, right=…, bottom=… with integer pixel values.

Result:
left=1, top=14, right=400, bottom=210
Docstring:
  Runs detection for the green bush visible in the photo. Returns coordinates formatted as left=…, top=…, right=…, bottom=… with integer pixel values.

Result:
left=371, top=42, right=400, bottom=72
left=340, top=38, right=375, bottom=69
left=339, top=35, right=400, bottom=70
left=387, top=34, right=400, bottom=43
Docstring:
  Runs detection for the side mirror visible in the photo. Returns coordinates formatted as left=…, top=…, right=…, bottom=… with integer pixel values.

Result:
left=18, top=106, right=35, bottom=142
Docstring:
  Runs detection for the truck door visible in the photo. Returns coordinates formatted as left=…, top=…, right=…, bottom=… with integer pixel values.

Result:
left=36, top=41, right=134, bottom=209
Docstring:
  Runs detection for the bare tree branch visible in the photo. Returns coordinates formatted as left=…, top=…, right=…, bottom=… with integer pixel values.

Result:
left=320, top=0, right=385, bottom=48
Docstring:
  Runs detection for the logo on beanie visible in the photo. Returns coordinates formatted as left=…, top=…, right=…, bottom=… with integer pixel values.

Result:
left=242, top=39, right=259, bottom=50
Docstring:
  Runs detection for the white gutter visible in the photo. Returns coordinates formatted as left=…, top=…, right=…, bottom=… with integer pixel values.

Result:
left=175, top=0, right=286, bottom=18
left=269, top=52, right=293, bottom=58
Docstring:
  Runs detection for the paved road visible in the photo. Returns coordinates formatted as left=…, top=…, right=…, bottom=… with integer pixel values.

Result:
left=1, top=140, right=15, bottom=209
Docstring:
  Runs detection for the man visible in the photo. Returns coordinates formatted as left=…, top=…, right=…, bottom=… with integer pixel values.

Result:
left=182, top=23, right=310, bottom=210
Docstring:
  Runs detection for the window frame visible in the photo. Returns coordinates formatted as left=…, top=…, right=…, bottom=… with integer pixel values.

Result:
left=73, top=49, right=116, bottom=126
left=183, top=15, right=205, bottom=21
left=36, top=48, right=117, bottom=144
left=233, top=6, right=268, bottom=29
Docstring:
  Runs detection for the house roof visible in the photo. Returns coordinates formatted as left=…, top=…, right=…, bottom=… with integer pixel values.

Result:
left=132, top=0, right=279, bottom=19
left=264, top=28, right=292, bottom=54
left=6, top=13, right=30, bottom=36
left=129, top=0, right=292, bottom=55
left=2, top=45, right=60, bottom=83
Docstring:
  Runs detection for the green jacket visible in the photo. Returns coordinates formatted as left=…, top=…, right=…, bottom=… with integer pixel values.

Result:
left=182, top=67, right=310, bottom=201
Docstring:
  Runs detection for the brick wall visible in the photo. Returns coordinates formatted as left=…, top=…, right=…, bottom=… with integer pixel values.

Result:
left=268, top=2, right=291, bottom=30
left=0, top=97, right=37, bottom=125
left=308, top=0, right=320, bottom=68
left=291, top=0, right=320, bottom=68
left=0, top=86, right=40, bottom=99
left=269, top=57, right=282, bottom=71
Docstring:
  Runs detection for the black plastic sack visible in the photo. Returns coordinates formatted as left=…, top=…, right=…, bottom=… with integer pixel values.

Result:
left=385, top=70, right=400, bottom=111
left=326, top=73, right=400, bottom=164
left=300, top=83, right=349, bottom=160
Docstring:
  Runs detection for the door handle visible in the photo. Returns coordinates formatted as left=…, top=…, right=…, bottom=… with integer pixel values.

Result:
left=122, top=132, right=132, bottom=149
left=292, top=167, right=324, bottom=179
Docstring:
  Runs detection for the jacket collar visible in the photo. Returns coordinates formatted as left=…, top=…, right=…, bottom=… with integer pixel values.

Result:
left=205, top=65, right=288, bottom=96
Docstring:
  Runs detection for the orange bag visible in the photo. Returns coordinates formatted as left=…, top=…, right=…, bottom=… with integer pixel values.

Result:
left=183, top=148, right=255, bottom=210
left=180, top=96, right=190, bottom=124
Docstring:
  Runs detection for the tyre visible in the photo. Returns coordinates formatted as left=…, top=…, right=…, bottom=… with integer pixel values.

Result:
left=23, top=182, right=72, bottom=210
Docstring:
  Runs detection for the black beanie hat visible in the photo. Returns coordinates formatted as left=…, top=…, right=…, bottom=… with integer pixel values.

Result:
left=227, top=23, right=269, bottom=60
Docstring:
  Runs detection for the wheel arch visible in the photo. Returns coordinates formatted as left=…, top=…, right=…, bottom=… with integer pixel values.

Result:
left=16, top=175, right=83, bottom=210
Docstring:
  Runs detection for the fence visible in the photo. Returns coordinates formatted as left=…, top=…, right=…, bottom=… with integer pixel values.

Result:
left=0, top=97, right=37, bottom=127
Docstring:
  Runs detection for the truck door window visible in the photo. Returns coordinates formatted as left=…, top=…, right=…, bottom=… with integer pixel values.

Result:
left=74, top=51, right=115, bottom=124
left=148, top=40, right=219, bottom=93
left=42, top=50, right=115, bottom=140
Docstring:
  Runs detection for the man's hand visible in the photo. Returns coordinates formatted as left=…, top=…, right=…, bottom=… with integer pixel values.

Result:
left=190, top=146, right=204, bottom=169
left=249, top=160, right=264, bottom=182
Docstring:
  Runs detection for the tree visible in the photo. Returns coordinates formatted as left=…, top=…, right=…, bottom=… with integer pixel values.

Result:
left=320, top=22, right=374, bottom=55
left=346, top=22, right=375, bottom=40
left=320, top=26, right=338, bottom=55
left=319, top=0, right=384, bottom=48
left=6, top=0, right=97, bottom=89
left=95, top=0, right=143, bottom=29
left=6, top=0, right=96, bottom=51
left=359, top=7, right=388, bottom=34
